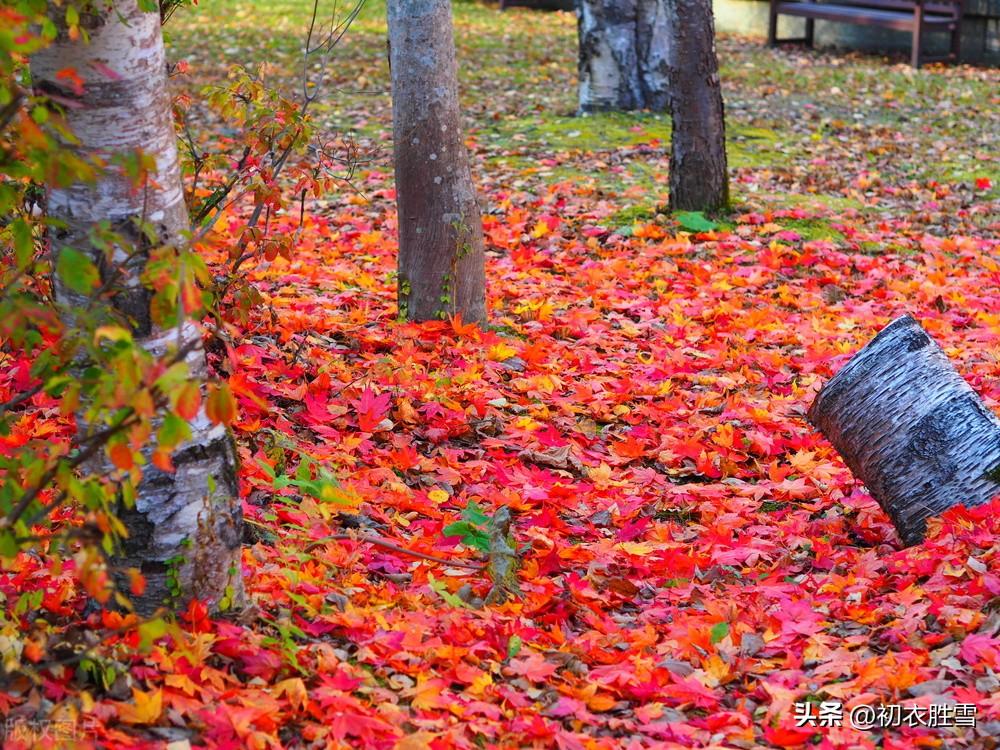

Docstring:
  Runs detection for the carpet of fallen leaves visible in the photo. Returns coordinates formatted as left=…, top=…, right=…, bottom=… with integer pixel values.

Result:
left=2, top=1, right=1000, bottom=748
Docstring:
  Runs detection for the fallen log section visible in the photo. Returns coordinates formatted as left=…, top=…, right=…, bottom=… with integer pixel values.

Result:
left=808, top=314, right=1000, bottom=545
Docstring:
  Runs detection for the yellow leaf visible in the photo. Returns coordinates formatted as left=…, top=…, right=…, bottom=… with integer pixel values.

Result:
left=394, top=732, right=437, bottom=750
left=319, top=483, right=360, bottom=506
left=165, top=673, right=199, bottom=697
left=118, top=688, right=162, bottom=725
left=93, top=325, right=133, bottom=344
left=273, top=677, right=308, bottom=711
left=587, top=462, right=613, bottom=487
left=428, top=489, right=449, bottom=504
left=617, top=541, right=655, bottom=556
left=487, top=343, right=518, bottom=361
left=702, top=654, right=732, bottom=686
left=0, top=626, right=23, bottom=673
left=408, top=675, right=446, bottom=711
left=467, top=671, right=493, bottom=697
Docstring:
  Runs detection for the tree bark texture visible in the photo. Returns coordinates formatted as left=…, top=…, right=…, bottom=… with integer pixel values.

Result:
left=665, top=0, right=729, bottom=211
left=809, top=314, right=1000, bottom=546
left=576, top=0, right=670, bottom=113
left=31, top=0, right=244, bottom=614
left=388, top=0, right=487, bottom=325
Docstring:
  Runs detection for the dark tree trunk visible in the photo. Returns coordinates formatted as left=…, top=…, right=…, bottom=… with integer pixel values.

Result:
left=665, top=0, right=729, bottom=211
left=576, top=0, right=669, bottom=113
left=31, top=0, right=244, bottom=614
left=388, top=0, right=487, bottom=325
left=809, top=314, right=1000, bottom=546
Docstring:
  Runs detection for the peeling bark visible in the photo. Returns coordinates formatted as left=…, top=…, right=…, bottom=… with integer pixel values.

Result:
left=576, top=0, right=669, bottom=113
left=809, top=314, right=1000, bottom=545
left=388, top=0, right=487, bottom=325
left=31, top=0, right=244, bottom=614
left=664, top=0, right=729, bottom=211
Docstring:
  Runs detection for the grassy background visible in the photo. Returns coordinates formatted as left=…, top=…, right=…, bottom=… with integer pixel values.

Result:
left=167, top=0, right=998, bottom=221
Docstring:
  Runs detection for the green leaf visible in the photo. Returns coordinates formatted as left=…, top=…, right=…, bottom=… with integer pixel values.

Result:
left=158, top=412, right=191, bottom=450
left=675, top=211, right=719, bottom=233
left=442, top=520, right=491, bottom=553
left=710, top=621, right=730, bottom=644
left=462, top=501, right=489, bottom=527
left=56, top=247, right=100, bottom=294
left=507, top=634, right=523, bottom=659
left=0, top=184, right=16, bottom=215
left=138, top=618, right=167, bottom=651
left=153, top=362, right=190, bottom=394
left=0, top=531, right=18, bottom=558
left=11, top=218, right=33, bottom=268
left=427, top=573, right=472, bottom=609
left=257, top=460, right=276, bottom=480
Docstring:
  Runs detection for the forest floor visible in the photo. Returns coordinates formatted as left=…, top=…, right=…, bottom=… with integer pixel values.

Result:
left=5, top=1, right=1000, bottom=748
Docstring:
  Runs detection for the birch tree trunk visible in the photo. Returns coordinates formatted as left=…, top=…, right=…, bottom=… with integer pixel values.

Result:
left=31, top=0, right=244, bottom=614
left=576, top=0, right=670, bottom=113
left=664, top=0, right=729, bottom=211
left=809, top=314, right=1000, bottom=546
left=388, top=0, right=487, bottom=325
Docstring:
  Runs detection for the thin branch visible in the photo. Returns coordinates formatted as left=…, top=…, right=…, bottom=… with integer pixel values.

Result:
left=291, top=527, right=485, bottom=570
left=0, top=87, right=25, bottom=134
left=0, top=381, right=45, bottom=416
left=4, top=416, right=134, bottom=530
left=5, top=334, right=204, bottom=529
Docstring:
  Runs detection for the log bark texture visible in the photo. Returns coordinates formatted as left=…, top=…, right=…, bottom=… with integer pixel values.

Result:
left=664, top=0, right=729, bottom=211
left=809, top=314, right=1000, bottom=545
left=576, top=0, right=670, bottom=113
left=388, top=0, right=487, bottom=324
left=31, top=0, right=244, bottom=614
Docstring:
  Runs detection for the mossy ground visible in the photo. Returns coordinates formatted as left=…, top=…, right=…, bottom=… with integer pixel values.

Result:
left=169, top=0, right=997, bottom=237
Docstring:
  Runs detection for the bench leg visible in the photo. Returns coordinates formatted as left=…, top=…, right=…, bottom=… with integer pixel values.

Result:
left=768, top=6, right=779, bottom=47
left=950, top=21, right=961, bottom=62
left=804, top=18, right=815, bottom=48
left=911, top=5, right=923, bottom=68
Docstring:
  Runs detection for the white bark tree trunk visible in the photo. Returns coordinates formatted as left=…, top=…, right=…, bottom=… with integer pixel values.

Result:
left=388, top=0, right=487, bottom=324
left=809, top=314, right=1000, bottom=545
left=31, top=0, right=244, bottom=614
left=576, top=0, right=670, bottom=113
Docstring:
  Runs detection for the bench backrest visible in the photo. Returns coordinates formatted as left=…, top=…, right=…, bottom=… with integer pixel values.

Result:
left=808, top=0, right=962, bottom=15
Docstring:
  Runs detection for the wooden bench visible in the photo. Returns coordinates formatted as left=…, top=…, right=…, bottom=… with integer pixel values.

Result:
left=498, top=0, right=573, bottom=10
left=767, top=0, right=964, bottom=68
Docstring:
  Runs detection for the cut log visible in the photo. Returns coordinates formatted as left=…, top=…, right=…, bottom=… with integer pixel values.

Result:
left=808, top=314, right=1000, bottom=545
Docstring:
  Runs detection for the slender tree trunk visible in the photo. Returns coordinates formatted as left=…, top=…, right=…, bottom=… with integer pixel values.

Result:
left=809, top=314, right=1000, bottom=545
left=664, top=0, right=729, bottom=211
left=576, top=0, right=669, bottom=113
left=31, top=0, right=244, bottom=614
left=388, top=0, right=487, bottom=325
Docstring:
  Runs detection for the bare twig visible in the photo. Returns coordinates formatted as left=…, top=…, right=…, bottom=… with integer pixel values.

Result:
left=291, top=527, right=485, bottom=570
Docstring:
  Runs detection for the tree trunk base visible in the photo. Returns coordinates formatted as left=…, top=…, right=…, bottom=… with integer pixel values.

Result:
left=114, top=416, right=244, bottom=615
